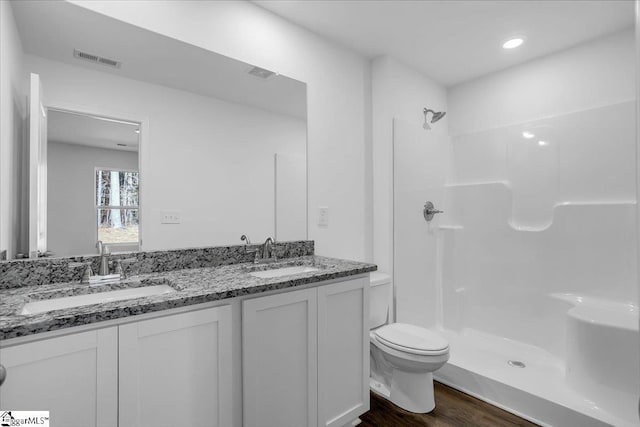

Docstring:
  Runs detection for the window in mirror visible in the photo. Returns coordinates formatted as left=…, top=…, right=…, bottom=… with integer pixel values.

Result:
left=96, top=169, right=139, bottom=244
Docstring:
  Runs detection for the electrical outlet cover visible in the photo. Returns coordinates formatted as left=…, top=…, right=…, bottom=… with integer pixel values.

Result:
left=318, top=207, right=329, bottom=227
left=161, top=210, right=181, bottom=224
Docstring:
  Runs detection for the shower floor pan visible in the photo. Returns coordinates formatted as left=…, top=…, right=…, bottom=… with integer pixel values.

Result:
left=434, top=328, right=637, bottom=427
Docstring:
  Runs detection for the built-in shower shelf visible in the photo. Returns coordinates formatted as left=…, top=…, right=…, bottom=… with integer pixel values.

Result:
left=555, top=200, right=636, bottom=207
left=443, top=179, right=636, bottom=233
left=508, top=222, right=551, bottom=232
left=438, top=225, right=463, bottom=230
left=445, top=180, right=511, bottom=188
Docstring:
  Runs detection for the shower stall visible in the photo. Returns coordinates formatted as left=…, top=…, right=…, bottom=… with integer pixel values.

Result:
left=392, top=25, right=638, bottom=427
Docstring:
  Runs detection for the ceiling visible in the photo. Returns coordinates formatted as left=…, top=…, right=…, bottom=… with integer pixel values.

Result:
left=254, top=0, right=635, bottom=87
left=47, top=110, right=140, bottom=152
left=12, top=0, right=307, bottom=119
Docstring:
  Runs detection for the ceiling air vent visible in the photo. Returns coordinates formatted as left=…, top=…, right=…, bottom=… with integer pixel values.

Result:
left=248, top=66, right=277, bottom=80
left=73, top=49, right=121, bottom=68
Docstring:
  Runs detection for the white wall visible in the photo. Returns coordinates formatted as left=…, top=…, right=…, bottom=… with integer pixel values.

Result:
left=371, top=56, right=448, bottom=326
left=275, top=153, right=307, bottom=241
left=392, top=118, right=451, bottom=328
left=48, top=141, right=138, bottom=256
left=449, top=29, right=635, bottom=136
left=0, top=0, right=26, bottom=259
left=371, top=56, right=447, bottom=272
left=26, top=54, right=306, bottom=251
left=69, top=0, right=372, bottom=261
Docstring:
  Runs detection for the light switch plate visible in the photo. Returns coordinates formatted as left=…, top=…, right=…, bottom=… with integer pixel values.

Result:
left=161, top=210, right=181, bottom=224
left=318, top=206, right=329, bottom=227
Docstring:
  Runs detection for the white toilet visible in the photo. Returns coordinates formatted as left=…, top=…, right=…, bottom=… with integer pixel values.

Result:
left=369, top=272, right=450, bottom=413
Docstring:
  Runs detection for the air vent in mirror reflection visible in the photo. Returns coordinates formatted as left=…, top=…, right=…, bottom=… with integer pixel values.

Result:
left=73, top=49, right=121, bottom=68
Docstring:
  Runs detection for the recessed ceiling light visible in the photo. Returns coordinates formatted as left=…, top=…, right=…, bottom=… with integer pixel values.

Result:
left=503, top=37, right=524, bottom=49
left=538, top=140, right=548, bottom=147
left=134, top=129, right=140, bottom=134
left=522, top=131, right=535, bottom=139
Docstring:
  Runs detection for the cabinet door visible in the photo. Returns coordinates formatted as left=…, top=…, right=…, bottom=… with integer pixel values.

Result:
left=243, top=288, right=318, bottom=427
left=317, top=277, right=369, bottom=427
left=118, top=305, right=232, bottom=427
left=0, top=327, right=118, bottom=427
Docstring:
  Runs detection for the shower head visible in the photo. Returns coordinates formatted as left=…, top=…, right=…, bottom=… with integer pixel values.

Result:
left=423, top=108, right=446, bottom=130
left=431, top=111, right=446, bottom=122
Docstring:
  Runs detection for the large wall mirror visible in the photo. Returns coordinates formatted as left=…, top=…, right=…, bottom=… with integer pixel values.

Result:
left=8, top=1, right=307, bottom=259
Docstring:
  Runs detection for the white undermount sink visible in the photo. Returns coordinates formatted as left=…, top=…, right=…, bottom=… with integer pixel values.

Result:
left=249, top=265, right=320, bottom=279
left=20, top=284, right=176, bottom=315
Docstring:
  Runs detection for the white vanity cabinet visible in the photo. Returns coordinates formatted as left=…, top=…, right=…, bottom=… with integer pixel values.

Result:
left=118, top=305, right=232, bottom=427
left=0, top=328, right=118, bottom=427
left=0, top=274, right=369, bottom=427
left=243, top=287, right=318, bottom=427
left=242, top=276, right=369, bottom=427
left=0, top=305, right=232, bottom=427
left=317, top=277, right=369, bottom=427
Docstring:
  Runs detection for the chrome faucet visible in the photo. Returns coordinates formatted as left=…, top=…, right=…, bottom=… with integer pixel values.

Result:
left=96, top=240, right=111, bottom=276
left=263, top=237, right=274, bottom=259
left=256, top=237, right=277, bottom=263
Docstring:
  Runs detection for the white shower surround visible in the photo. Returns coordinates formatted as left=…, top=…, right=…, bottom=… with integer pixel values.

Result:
left=393, top=29, right=637, bottom=426
left=436, top=298, right=639, bottom=427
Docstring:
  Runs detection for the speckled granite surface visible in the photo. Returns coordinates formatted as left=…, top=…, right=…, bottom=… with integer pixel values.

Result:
left=0, top=256, right=376, bottom=340
left=0, top=241, right=314, bottom=289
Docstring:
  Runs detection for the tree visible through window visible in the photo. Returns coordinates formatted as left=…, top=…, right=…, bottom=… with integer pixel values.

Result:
left=96, top=169, right=139, bottom=244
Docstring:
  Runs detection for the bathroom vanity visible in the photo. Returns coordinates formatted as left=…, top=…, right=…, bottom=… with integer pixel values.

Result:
left=0, top=243, right=376, bottom=427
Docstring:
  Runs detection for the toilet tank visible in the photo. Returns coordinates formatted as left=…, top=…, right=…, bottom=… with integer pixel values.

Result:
left=370, top=272, right=392, bottom=329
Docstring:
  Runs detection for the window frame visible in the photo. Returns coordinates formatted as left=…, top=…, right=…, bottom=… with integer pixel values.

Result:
left=94, top=166, right=140, bottom=247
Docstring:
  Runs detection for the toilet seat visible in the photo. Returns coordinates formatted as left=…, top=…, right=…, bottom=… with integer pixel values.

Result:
left=373, top=323, right=449, bottom=356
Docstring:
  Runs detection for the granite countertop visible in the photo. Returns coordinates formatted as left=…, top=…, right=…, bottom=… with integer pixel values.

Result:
left=0, top=255, right=376, bottom=340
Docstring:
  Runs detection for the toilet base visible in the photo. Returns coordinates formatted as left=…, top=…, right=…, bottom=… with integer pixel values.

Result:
left=389, top=371, right=435, bottom=413
left=370, top=377, right=391, bottom=399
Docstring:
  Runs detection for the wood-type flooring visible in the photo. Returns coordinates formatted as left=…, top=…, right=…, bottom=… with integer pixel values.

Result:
left=359, top=382, right=539, bottom=427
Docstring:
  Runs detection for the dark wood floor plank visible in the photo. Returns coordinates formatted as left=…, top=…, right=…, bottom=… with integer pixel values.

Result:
left=359, top=381, right=539, bottom=427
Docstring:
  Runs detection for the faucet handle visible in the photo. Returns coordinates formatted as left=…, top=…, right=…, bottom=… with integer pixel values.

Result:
left=81, top=263, right=94, bottom=284
left=114, top=260, right=125, bottom=280
left=69, top=261, right=94, bottom=284
left=119, top=258, right=138, bottom=279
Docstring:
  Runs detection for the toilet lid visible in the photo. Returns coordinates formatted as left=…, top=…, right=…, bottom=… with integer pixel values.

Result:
left=374, top=323, right=449, bottom=355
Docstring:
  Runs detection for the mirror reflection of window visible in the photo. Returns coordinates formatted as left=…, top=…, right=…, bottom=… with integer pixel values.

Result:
left=95, top=169, right=139, bottom=244
left=47, top=109, right=140, bottom=256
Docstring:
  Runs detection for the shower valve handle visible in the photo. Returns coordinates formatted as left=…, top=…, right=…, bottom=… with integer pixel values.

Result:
left=423, top=201, right=443, bottom=222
